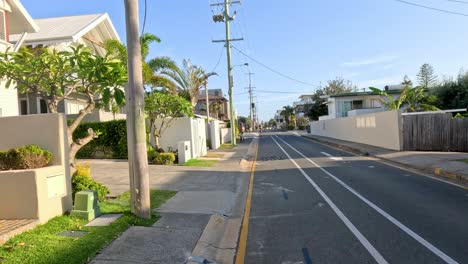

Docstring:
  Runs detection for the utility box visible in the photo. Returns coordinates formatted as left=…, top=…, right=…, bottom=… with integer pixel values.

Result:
left=70, top=190, right=101, bottom=221
left=177, top=141, right=191, bottom=164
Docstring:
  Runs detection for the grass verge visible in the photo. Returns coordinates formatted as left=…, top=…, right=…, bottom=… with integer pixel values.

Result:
left=183, top=159, right=218, bottom=167
left=219, top=144, right=235, bottom=150
left=0, top=190, right=176, bottom=264
left=457, top=159, right=468, bottom=164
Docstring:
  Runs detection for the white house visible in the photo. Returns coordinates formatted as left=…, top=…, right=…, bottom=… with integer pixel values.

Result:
left=320, top=85, right=404, bottom=120
left=0, top=0, right=38, bottom=117
left=9, top=13, right=125, bottom=122
left=293, top=94, right=315, bottom=119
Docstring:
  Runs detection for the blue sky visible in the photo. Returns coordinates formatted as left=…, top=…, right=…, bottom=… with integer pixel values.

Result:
left=20, top=0, right=468, bottom=121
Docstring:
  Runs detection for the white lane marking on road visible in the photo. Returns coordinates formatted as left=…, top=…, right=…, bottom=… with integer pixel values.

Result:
left=300, top=135, right=468, bottom=191
left=320, top=151, right=343, bottom=161
left=271, top=136, right=389, bottom=264
left=276, top=135, right=459, bottom=264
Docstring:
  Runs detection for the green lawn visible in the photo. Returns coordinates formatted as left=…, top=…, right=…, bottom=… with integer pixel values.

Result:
left=219, top=144, right=235, bottom=150
left=458, top=159, right=468, bottom=164
left=183, top=159, right=218, bottom=167
left=0, top=190, right=176, bottom=264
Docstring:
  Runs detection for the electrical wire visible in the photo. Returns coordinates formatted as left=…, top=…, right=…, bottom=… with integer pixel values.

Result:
left=211, top=47, right=225, bottom=72
left=231, top=45, right=318, bottom=87
left=393, top=0, right=468, bottom=16
left=445, top=0, right=468, bottom=4
left=256, top=90, right=310, bottom=94
left=141, top=0, right=148, bottom=35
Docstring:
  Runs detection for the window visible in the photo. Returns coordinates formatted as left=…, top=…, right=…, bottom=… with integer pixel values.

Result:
left=352, top=100, right=363, bottom=110
left=0, top=10, right=7, bottom=42
left=20, top=99, right=28, bottom=115
left=214, top=91, right=219, bottom=96
left=38, top=99, right=48, bottom=114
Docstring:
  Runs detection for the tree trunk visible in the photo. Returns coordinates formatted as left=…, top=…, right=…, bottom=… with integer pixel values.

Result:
left=68, top=97, right=96, bottom=170
left=69, top=128, right=98, bottom=172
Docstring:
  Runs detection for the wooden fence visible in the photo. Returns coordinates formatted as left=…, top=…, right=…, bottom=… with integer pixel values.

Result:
left=402, top=113, right=468, bottom=152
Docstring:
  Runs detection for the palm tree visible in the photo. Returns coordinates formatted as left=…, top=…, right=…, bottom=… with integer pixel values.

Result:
left=104, top=33, right=176, bottom=92
left=281, top=105, right=295, bottom=126
left=161, top=59, right=217, bottom=107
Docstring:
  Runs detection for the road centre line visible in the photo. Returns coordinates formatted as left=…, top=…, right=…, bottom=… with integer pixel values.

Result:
left=271, top=136, right=389, bottom=264
left=275, top=135, right=459, bottom=264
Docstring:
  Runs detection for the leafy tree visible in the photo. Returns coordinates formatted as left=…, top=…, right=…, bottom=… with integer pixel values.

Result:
left=401, top=74, right=413, bottom=86
left=433, top=70, right=468, bottom=110
left=0, top=46, right=127, bottom=168
left=144, top=92, right=193, bottom=148
left=161, top=59, right=217, bottom=107
left=369, top=86, right=409, bottom=110
left=322, top=77, right=356, bottom=95
left=268, top=118, right=277, bottom=127
left=417, top=63, right=437, bottom=88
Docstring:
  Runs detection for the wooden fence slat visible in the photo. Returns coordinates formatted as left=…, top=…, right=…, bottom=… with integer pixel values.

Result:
left=402, top=113, right=468, bottom=152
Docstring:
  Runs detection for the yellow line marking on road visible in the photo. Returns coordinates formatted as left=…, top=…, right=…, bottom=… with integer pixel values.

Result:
left=235, top=138, right=259, bottom=264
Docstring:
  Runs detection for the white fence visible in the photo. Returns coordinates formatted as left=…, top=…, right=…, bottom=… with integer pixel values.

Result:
left=309, top=110, right=402, bottom=150
left=152, top=117, right=207, bottom=158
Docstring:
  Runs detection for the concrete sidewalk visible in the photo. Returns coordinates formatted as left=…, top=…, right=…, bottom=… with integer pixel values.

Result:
left=303, top=134, right=468, bottom=184
left=88, top=135, right=258, bottom=264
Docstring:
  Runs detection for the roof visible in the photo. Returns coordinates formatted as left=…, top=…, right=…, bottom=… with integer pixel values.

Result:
left=9, top=13, right=119, bottom=44
left=330, top=90, right=402, bottom=98
left=6, top=0, right=39, bottom=33
left=197, top=94, right=228, bottom=101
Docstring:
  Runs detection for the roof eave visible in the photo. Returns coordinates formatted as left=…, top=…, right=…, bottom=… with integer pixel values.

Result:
left=8, top=0, right=39, bottom=33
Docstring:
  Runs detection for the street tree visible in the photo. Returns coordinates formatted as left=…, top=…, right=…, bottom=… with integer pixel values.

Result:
left=417, top=63, right=437, bottom=88
left=0, top=46, right=127, bottom=168
left=161, top=59, right=217, bottom=107
left=144, top=92, right=193, bottom=149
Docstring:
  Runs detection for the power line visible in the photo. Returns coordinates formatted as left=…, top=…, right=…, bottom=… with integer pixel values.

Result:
left=393, top=0, right=468, bottom=16
left=211, top=47, right=224, bottom=72
left=141, top=0, right=148, bottom=35
left=256, top=90, right=309, bottom=94
left=231, top=45, right=318, bottom=87
left=445, top=0, right=468, bottom=4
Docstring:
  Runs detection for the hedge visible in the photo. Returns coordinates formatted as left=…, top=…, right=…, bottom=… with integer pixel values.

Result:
left=73, top=120, right=128, bottom=159
left=153, top=153, right=175, bottom=165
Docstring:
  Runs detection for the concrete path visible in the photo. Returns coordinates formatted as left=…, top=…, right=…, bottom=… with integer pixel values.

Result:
left=88, top=136, right=257, bottom=264
left=303, top=134, right=468, bottom=184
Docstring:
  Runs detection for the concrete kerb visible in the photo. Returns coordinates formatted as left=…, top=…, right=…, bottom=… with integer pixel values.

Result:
left=239, top=136, right=259, bottom=169
left=302, top=135, right=468, bottom=186
left=187, top=137, right=258, bottom=264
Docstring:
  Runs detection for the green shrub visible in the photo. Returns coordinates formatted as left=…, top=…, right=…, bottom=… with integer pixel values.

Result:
left=288, top=124, right=295, bottom=130
left=74, top=120, right=128, bottom=159
left=71, top=163, right=109, bottom=202
left=0, top=145, right=52, bottom=171
left=153, top=153, right=175, bottom=165
left=147, top=145, right=158, bottom=161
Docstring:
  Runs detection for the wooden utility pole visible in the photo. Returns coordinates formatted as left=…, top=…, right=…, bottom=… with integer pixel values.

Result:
left=211, top=0, right=242, bottom=145
left=124, top=0, right=151, bottom=219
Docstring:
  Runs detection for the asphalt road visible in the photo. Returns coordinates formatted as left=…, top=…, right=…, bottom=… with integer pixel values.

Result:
left=244, top=132, right=468, bottom=264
